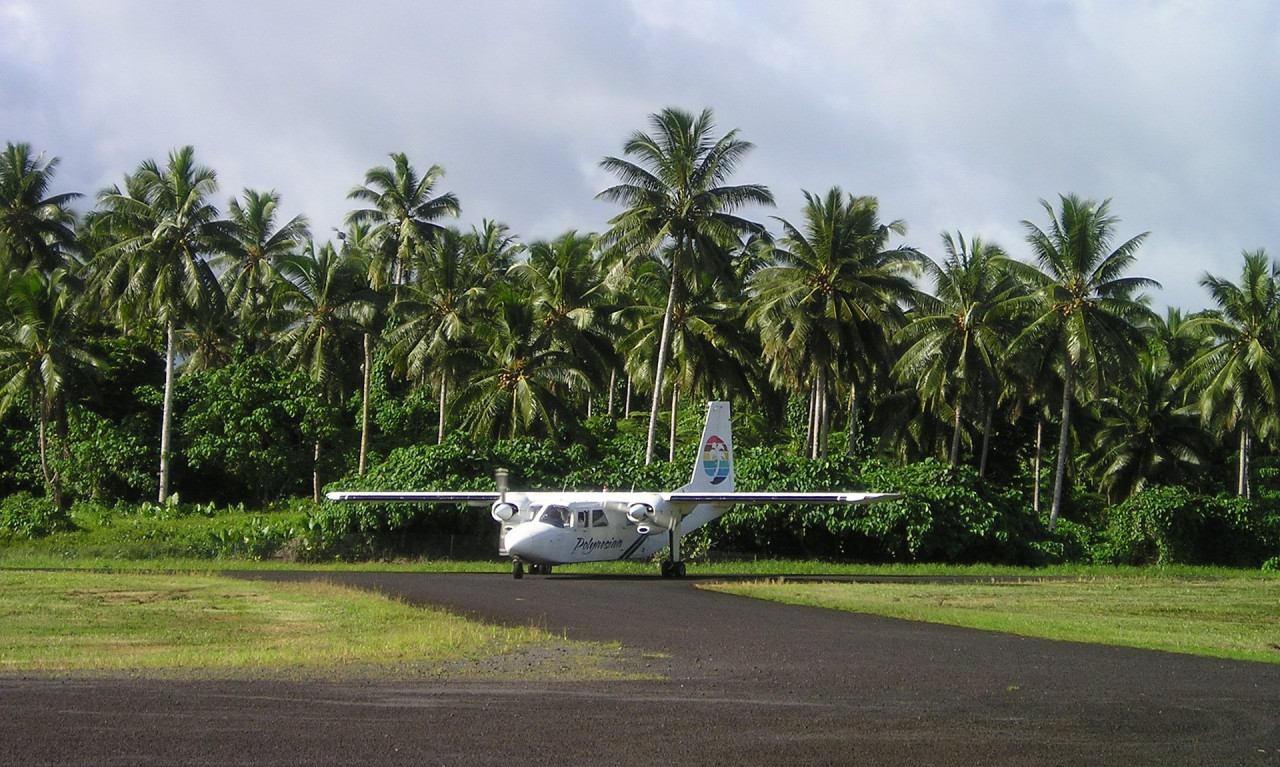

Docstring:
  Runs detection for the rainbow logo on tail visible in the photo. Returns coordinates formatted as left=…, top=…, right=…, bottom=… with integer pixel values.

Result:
left=701, top=435, right=731, bottom=485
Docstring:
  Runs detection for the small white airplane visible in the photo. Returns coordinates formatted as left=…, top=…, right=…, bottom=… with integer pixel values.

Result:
left=327, top=401, right=898, bottom=578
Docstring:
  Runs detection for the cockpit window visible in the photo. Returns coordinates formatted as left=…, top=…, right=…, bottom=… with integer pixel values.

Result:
left=537, top=505, right=570, bottom=528
left=590, top=509, right=609, bottom=527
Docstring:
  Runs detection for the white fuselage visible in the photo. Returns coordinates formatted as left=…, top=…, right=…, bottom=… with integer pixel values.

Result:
left=494, top=492, right=723, bottom=566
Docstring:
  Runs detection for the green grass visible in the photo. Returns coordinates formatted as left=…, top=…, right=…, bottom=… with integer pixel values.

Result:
left=705, top=575, right=1280, bottom=663
left=5, top=551, right=1280, bottom=672
left=0, top=570, right=604, bottom=676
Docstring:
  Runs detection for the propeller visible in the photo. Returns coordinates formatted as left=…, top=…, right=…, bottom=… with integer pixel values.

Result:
left=491, top=468, right=515, bottom=522
left=495, top=468, right=509, bottom=504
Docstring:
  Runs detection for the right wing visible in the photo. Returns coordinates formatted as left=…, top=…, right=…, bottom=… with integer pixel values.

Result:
left=666, top=491, right=899, bottom=505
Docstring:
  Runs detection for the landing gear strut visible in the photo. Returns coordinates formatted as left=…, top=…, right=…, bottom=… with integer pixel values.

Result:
left=661, top=522, right=687, bottom=578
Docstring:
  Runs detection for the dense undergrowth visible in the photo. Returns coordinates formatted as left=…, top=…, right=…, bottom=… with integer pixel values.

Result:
left=3, top=439, right=1278, bottom=569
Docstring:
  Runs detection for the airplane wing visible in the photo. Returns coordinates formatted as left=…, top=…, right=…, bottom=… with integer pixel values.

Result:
left=665, top=491, right=899, bottom=505
left=325, top=491, right=500, bottom=505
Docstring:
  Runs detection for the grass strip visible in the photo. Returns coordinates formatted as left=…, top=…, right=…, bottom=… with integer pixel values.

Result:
left=0, top=570, right=565, bottom=675
left=704, top=576, right=1280, bottom=664
left=4, top=553, right=1275, bottom=581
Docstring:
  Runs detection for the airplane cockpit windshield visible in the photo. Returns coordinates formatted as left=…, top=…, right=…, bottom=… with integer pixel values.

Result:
left=536, top=505, right=571, bottom=528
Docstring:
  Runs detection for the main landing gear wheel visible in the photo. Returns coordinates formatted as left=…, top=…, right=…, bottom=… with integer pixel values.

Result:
left=660, top=561, right=687, bottom=578
left=512, top=560, right=524, bottom=579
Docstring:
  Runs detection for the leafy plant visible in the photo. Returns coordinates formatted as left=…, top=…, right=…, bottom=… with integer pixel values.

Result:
left=1101, top=486, right=1274, bottom=566
left=0, top=492, right=76, bottom=540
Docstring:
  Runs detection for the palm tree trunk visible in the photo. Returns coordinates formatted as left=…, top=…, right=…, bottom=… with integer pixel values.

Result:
left=437, top=378, right=448, bottom=443
left=817, top=370, right=830, bottom=459
left=607, top=369, right=616, bottom=417
left=158, top=321, right=177, bottom=503
left=847, top=383, right=859, bottom=455
left=624, top=376, right=632, bottom=418
left=37, top=399, right=56, bottom=507
left=1246, top=431, right=1253, bottom=500
left=358, top=332, right=371, bottom=476
left=312, top=438, right=322, bottom=504
left=803, top=381, right=814, bottom=455
left=979, top=408, right=993, bottom=478
left=645, top=273, right=679, bottom=464
left=1238, top=426, right=1250, bottom=498
left=668, top=387, right=679, bottom=463
left=1049, top=362, right=1074, bottom=532
left=1032, top=418, right=1043, bottom=513
left=949, top=398, right=963, bottom=466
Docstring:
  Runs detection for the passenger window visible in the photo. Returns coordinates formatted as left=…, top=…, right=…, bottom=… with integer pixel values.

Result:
left=591, top=509, right=609, bottom=527
left=576, top=511, right=588, bottom=528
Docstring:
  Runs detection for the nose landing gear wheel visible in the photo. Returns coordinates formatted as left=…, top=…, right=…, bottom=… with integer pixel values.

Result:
left=513, top=560, right=524, bottom=579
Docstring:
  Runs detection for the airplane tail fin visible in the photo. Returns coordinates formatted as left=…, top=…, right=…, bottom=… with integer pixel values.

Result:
left=680, top=401, right=735, bottom=493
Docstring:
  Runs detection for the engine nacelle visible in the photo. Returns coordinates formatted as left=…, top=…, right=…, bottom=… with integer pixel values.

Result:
left=626, top=503, right=653, bottom=524
left=491, top=501, right=518, bottom=522
left=627, top=502, right=674, bottom=534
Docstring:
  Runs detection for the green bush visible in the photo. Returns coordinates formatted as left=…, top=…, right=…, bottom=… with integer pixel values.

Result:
left=1101, top=486, right=1273, bottom=566
left=0, top=492, right=76, bottom=540
left=1030, top=519, right=1095, bottom=565
left=853, top=460, right=1043, bottom=563
left=179, top=355, right=336, bottom=505
left=59, top=408, right=155, bottom=502
left=694, top=457, right=1046, bottom=564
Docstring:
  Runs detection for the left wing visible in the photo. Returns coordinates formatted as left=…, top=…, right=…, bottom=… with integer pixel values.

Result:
left=326, top=491, right=499, bottom=505
left=666, top=492, right=899, bottom=505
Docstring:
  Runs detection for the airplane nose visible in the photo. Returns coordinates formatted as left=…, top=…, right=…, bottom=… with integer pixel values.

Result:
left=503, top=523, right=540, bottom=560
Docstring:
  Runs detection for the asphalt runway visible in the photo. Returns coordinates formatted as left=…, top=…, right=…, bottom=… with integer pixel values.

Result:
left=2, top=571, right=1278, bottom=766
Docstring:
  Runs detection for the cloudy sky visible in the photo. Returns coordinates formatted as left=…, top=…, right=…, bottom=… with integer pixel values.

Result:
left=3, top=0, right=1278, bottom=311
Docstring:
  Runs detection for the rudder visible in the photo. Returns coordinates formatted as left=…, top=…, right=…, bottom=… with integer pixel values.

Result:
left=681, top=401, right=734, bottom=493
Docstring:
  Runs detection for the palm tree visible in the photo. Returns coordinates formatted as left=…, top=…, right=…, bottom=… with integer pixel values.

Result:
left=95, top=146, right=230, bottom=503
left=1090, top=350, right=1208, bottom=502
left=1010, top=194, right=1158, bottom=529
left=597, top=106, right=774, bottom=463
left=451, top=282, right=590, bottom=440
left=0, top=268, right=99, bottom=506
left=619, top=252, right=764, bottom=459
left=382, top=227, right=492, bottom=443
left=0, top=142, right=81, bottom=274
left=748, top=188, right=920, bottom=458
left=346, top=153, right=460, bottom=294
left=1184, top=249, right=1280, bottom=498
left=465, top=219, right=523, bottom=279
left=510, top=230, right=619, bottom=413
left=332, top=222, right=388, bottom=475
left=894, top=232, right=1018, bottom=466
left=215, top=188, right=310, bottom=349
left=272, top=239, right=377, bottom=500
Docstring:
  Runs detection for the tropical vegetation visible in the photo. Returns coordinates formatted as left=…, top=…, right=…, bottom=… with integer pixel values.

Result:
left=2, top=107, right=1279, bottom=569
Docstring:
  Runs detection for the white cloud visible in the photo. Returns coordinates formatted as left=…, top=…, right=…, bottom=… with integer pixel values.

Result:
left=6, top=0, right=1280, bottom=310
